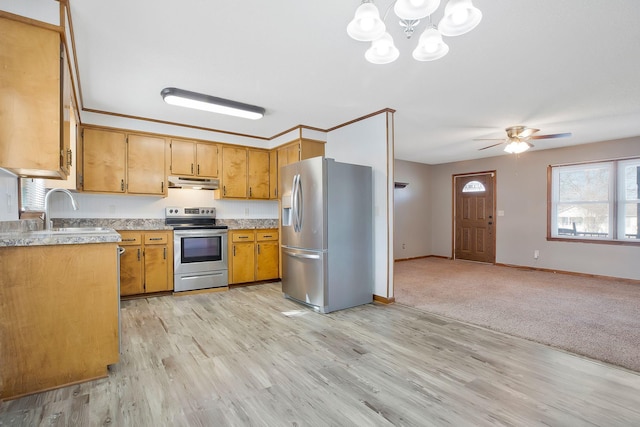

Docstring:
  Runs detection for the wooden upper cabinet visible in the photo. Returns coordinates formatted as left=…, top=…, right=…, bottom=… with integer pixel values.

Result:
left=170, top=138, right=219, bottom=178
left=170, top=139, right=195, bottom=176
left=81, top=126, right=167, bottom=196
left=82, top=128, right=127, bottom=193
left=248, top=149, right=270, bottom=199
left=196, top=143, right=220, bottom=177
left=275, top=139, right=325, bottom=198
left=269, top=151, right=278, bottom=199
left=0, top=17, right=67, bottom=178
left=127, top=134, right=166, bottom=195
left=220, top=146, right=248, bottom=198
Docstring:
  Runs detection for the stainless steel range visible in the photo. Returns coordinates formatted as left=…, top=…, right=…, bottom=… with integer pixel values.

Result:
left=165, top=207, right=228, bottom=292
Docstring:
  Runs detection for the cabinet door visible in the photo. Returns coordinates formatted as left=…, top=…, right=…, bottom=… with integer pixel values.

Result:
left=300, top=139, right=325, bottom=160
left=248, top=149, right=270, bottom=199
left=144, top=245, right=170, bottom=292
left=231, top=242, right=256, bottom=284
left=120, top=245, right=144, bottom=296
left=196, top=143, right=219, bottom=177
left=221, top=146, right=247, bottom=198
left=127, top=134, right=166, bottom=195
left=0, top=18, right=62, bottom=178
left=256, top=241, right=279, bottom=281
left=170, top=139, right=195, bottom=176
left=269, top=151, right=278, bottom=199
left=82, top=128, right=126, bottom=193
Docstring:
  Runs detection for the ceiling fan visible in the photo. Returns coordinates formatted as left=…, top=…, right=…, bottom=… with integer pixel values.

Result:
left=475, top=126, right=572, bottom=154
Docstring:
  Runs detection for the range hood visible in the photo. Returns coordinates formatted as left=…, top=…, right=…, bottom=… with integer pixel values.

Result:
left=168, top=176, right=219, bottom=190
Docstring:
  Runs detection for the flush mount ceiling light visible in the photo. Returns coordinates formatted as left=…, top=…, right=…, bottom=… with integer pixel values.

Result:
left=347, top=0, right=482, bottom=64
left=160, top=87, right=265, bottom=120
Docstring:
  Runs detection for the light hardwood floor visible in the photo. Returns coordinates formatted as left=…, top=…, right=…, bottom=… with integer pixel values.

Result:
left=1, top=282, right=640, bottom=426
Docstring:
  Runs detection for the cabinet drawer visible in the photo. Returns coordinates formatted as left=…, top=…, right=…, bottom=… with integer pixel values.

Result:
left=118, top=232, right=142, bottom=245
left=232, top=231, right=255, bottom=242
left=145, top=233, right=169, bottom=245
left=256, top=230, right=278, bottom=241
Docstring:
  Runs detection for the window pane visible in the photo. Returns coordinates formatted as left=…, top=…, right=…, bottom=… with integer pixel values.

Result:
left=556, top=203, right=610, bottom=237
left=622, top=163, right=639, bottom=201
left=622, top=202, right=639, bottom=239
left=558, top=166, right=610, bottom=202
left=20, top=178, right=46, bottom=212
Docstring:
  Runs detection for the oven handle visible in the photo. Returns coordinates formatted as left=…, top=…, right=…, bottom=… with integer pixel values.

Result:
left=174, top=229, right=228, bottom=237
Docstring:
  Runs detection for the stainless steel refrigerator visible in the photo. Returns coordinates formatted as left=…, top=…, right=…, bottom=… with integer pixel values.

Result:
left=280, top=156, right=373, bottom=313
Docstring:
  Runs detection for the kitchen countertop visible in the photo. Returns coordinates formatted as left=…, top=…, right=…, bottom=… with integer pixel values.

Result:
left=0, top=228, right=122, bottom=247
left=0, top=218, right=280, bottom=247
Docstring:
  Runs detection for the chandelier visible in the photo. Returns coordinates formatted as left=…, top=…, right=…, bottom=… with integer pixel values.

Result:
left=347, top=0, right=482, bottom=64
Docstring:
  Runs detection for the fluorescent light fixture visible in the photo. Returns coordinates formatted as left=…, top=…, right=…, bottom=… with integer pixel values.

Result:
left=161, top=87, right=265, bottom=120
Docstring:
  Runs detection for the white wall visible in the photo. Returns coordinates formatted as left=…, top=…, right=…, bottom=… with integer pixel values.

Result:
left=428, top=137, right=640, bottom=280
left=326, top=112, right=393, bottom=299
left=394, top=160, right=431, bottom=259
left=0, top=0, right=59, bottom=25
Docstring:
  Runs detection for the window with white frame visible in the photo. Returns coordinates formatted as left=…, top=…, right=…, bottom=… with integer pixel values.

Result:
left=549, top=158, right=640, bottom=242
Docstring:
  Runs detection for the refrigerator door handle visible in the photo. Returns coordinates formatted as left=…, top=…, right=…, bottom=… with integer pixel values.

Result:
left=295, top=174, right=303, bottom=232
left=291, top=174, right=298, bottom=232
left=284, top=251, right=320, bottom=260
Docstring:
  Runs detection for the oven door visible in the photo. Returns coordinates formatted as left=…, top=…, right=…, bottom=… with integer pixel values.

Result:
left=174, top=228, right=228, bottom=276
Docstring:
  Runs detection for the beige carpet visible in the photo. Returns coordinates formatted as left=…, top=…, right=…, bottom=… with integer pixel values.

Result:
left=394, top=257, right=640, bottom=372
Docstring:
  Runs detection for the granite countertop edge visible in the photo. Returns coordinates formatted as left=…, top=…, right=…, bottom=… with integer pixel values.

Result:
left=0, top=218, right=279, bottom=247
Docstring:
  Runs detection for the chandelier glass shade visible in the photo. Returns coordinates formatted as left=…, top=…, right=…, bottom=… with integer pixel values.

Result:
left=347, top=0, right=482, bottom=64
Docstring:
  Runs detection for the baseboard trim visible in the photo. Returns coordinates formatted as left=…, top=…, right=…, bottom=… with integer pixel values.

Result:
left=494, top=263, right=640, bottom=285
left=373, top=294, right=396, bottom=304
left=395, top=254, right=450, bottom=262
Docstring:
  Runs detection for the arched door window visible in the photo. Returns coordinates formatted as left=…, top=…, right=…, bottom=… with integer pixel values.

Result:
left=462, top=180, right=486, bottom=193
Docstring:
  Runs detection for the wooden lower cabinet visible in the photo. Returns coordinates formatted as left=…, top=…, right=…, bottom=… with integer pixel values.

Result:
left=229, top=229, right=279, bottom=284
left=118, top=230, right=173, bottom=296
left=0, top=243, right=119, bottom=400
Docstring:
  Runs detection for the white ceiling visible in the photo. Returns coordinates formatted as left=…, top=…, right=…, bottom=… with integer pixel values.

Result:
left=65, top=0, right=640, bottom=164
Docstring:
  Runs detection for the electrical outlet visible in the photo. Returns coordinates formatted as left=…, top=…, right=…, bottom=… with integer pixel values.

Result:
left=402, top=243, right=406, bottom=250
left=534, top=249, right=539, bottom=259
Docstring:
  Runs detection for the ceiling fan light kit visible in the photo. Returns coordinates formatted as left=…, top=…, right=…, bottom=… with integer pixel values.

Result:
left=503, top=138, right=531, bottom=154
left=160, top=87, right=265, bottom=120
left=347, top=0, right=481, bottom=64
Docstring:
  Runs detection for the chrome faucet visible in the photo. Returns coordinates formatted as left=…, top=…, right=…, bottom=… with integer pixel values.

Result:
left=44, top=188, right=79, bottom=230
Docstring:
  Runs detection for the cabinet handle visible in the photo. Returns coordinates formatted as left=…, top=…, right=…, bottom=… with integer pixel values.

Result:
left=223, top=185, right=226, bottom=196
left=191, top=163, right=194, bottom=174
left=263, top=235, right=272, bottom=238
left=137, top=248, right=141, bottom=261
left=123, top=238, right=136, bottom=242
left=67, top=149, right=72, bottom=167
left=121, top=179, right=125, bottom=191
left=257, top=244, right=260, bottom=254
left=249, top=187, right=252, bottom=197
left=233, top=245, right=236, bottom=256
left=149, top=237, right=163, bottom=241
left=163, top=247, right=167, bottom=260
left=161, top=181, right=164, bottom=192
left=197, top=164, right=200, bottom=175
left=238, top=236, right=249, bottom=239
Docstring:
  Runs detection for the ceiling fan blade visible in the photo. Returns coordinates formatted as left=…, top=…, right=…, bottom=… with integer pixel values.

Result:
left=472, top=138, right=504, bottom=141
left=530, top=132, right=572, bottom=140
left=478, top=142, right=505, bottom=151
